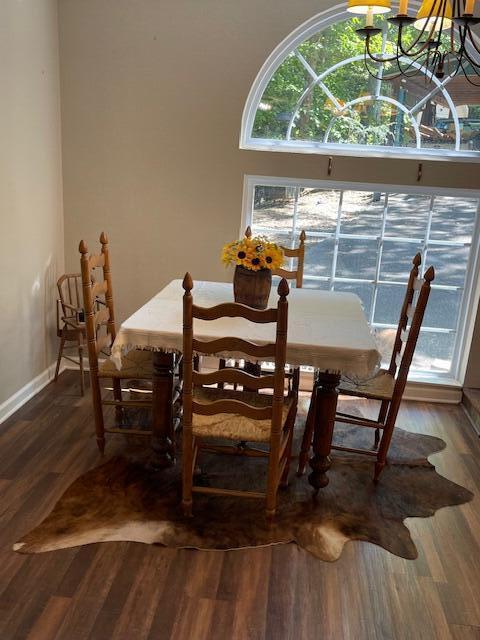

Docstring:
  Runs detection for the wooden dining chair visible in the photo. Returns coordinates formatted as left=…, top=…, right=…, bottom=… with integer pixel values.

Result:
left=181, top=273, right=299, bottom=519
left=54, top=273, right=87, bottom=394
left=298, top=253, right=435, bottom=482
left=218, top=227, right=306, bottom=384
left=79, top=232, right=154, bottom=454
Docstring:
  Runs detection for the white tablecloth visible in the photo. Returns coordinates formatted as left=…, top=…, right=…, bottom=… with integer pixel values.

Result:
left=111, top=280, right=381, bottom=377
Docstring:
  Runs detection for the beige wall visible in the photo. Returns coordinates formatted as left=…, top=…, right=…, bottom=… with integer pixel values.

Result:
left=0, top=0, right=64, bottom=406
left=58, top=1, right=480, bottom=379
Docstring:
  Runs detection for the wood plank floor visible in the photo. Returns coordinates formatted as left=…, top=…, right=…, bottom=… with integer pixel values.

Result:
left=0, top=370, right=479, bottom=640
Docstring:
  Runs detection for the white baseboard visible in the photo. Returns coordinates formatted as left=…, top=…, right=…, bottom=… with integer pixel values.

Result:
left=0, top=361, right=66, bottom=425
left=402, top=380, right=462, bottom=404
left=462, top=403, right=480, bottom=436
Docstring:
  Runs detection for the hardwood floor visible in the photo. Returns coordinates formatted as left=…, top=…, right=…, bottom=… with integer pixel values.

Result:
left=0, top=370, right=479, bottom=640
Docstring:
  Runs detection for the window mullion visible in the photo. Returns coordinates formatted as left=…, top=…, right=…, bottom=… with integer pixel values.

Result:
left=291, top=187, right=300, bottom=271
left=369, top=192, right=388, bottom=325
left=330, top=190, right=344, bottom=290
left=422, top=195, right=435, bottom=277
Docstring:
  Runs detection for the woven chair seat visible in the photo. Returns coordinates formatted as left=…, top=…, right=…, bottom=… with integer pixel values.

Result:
left=99, top=349, right=153, bottom=380
left=338, top=368, right=395, bottom=401
left=192, top=387, right=294, bottom=443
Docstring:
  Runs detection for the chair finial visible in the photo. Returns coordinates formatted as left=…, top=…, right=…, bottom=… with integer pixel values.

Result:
left=299, top=229, right=306, bottom=243
left=412, top=253, right=421, bottom=267
left=79, top=240, right=88, bottom=255
left=245, top=226, right=252, bottom=239
left=183, top=272, right=193, bottom=292
left=100, top=231, right=108, bottom=245
left=424, top=266, right=435, bottom=282
left=278, top=277, right=290, bottom=298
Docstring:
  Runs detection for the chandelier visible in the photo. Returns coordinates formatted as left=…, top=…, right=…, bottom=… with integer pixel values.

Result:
left=348, top=0, right=480, bottom=83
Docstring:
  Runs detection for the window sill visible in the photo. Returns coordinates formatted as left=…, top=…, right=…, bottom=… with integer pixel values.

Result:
left=241, top=139, right=480, bottom=164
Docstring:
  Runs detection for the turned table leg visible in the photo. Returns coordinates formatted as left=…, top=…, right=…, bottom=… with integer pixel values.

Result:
left=308, top=370, right=341, bottom=494
left=151, top=352, right=176, bottom=469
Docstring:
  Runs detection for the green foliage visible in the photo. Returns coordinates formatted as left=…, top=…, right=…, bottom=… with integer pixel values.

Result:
left=251, top=17, right=455, bottom=148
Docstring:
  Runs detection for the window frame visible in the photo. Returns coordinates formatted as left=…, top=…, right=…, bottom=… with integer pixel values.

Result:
left=241, top=174, right=480, bottom=385
left=240, top=5, right=480, bottom=163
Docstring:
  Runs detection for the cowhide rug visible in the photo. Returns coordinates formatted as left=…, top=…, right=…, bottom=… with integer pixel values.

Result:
left=14, top=403, right=473, bottom=562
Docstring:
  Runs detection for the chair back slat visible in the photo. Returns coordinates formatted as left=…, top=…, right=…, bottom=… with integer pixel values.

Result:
left=193, top=369, right=276, bottom=390
left=274, top=229, right=306, bottom=288
left=95, top=333, right=112, bottom=355
left=91, top=280, right=109, bottom=298
left=192, top=337, right=276, bottom=359
left=193, top=303, right=277, bottom=324
left=406, top=303, right=416, bottom=320
left=387, top=253, right=435, bottom=395
left=282, top=246, right=303, bottom=258
left=94, top=307, right=110, bottom=328
left=89, top=254, right=106, bottom=269
left=182, top=274, right=289, bottom=438
left=192, top=398, right=272, bottom=420
left=273, top=267, right=298, bottom=281
left=412, top=277, right=424, bottom=291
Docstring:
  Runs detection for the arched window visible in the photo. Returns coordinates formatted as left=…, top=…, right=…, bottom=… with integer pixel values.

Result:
left=241, top=8, right=480, bottom=159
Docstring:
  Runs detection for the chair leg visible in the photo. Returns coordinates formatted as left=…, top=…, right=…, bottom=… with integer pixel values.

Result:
left=54, top=332, right=66, bottom=382
left=78, top=336, right=85, bottom=396
left=182, top=431, right=194, bottom=516
left=374, top=403, right=400, bottom=483
left=113, top=378, right=123, bottom=425
left=90, top=372, right=105, bottom=454
left=218, top=358, right=226, bottom=389
left=372, top=400, right=389, bottom=451
left=297, top=389, right=316, bottom=476
left=377, top=399, right=389, bottom=425
left=280, top=417, right=296, bottom=488
left=265, top=443, right=281, bottom=520
left=244, top=361, right=261, bottom=392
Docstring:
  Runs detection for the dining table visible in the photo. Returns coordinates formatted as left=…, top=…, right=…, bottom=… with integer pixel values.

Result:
left=111, top=279, right=381, bottom=492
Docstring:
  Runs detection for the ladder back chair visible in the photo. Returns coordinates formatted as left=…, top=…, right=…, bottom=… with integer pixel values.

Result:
left=182, top=273, right=299, bottom=519
left=219, top=226, right=306, bottom=384
left=54, top=273, right=87, bottom=394
left=79, top=232, right=154, bottom=453
left=299, top=253, right=435, bottom=482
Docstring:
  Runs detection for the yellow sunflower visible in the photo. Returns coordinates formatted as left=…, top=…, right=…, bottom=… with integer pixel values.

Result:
left=221, top=234, right=285, bottom=271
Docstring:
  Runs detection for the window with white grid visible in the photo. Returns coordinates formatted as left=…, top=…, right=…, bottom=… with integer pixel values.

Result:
left=244, top=177, right=480, bottom=379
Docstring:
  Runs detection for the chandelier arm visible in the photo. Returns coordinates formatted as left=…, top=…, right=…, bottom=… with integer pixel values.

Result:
left=359, top=0, right=477, bottom=82
left=365, top=36, right=401, bottom=63
left=363, top=54, right=406, bottom=81
left=395, top=6, right=441, bottom=58
left=364, top=15, right=436, bottom=63
left=365, top=37, right=432, bottom=64
left=459, top=57, right=480, bottom=85
left=397, top=52, right=431, bottom=76
left=460, top=37, right=480, bottom=67
left=465, top=25, right=480, bottom=56
left=396, top=29, right=436, bottom=59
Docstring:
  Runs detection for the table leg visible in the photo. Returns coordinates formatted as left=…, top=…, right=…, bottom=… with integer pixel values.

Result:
left=308, top=371, right=341, bottom=494
left=151, top=352, right=176, bottom=469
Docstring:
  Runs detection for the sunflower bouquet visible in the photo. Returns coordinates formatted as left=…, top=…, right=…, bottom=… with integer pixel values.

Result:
left=221, top=234, right=284, bottom=272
